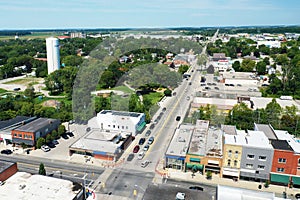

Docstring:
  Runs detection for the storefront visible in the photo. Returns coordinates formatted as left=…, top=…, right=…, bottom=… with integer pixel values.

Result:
left=270, top=173, right=290, bottom=185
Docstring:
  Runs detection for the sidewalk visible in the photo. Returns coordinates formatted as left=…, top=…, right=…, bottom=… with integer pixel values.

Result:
left=166, top=169, right=300, bottom=198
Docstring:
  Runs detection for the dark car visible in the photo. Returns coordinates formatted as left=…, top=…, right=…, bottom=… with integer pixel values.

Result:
left=13, top=88, right=21, bottom=91
left=127, top=154, right=134, bottom=161
left=149, top=124, right=155, bottom=129
left=47, top=142, right=56, bottom=148
left=189, top=186, right=203, bottom=191
left=162, top=107, right=166, bottom=112
left=133, top=145, right=140, bottom=153
left=176, top=116, right=181, bottom=121
left=145, top=130, right=151, bottom=136
left=1, top=149, right=12, bottom=155
left=66, top=131, right=74, bottom=137
left=61, top=134, right=69, bottom=140
left=189, top=82, right=192, bottom=85
left=214, top=87, right=219, bottom=90
left=139, top=138, right=146, bottom=145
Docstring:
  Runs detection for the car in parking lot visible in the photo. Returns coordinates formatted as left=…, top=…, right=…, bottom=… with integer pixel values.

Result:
left=46, top=142, right=55, bottom=148
left=139, top=138, right=146, bottom=145
left=133, top=145, right=140, bottom=153
left=138, top=151, right=145, bottom=160
left=176, top=116, right=181, bottom=121
left=143, top=144, right=150, bottom=151
left=52, top=140, right=59, bottom=145
left=141, top=160, right=151, bottom=168
left=214, top=87, right=219, bottom=90
left=189, top=186, right=203, bottom=191
left=186, top=96, right=190, bottom=100
left=200, top=83, right=206, bottom=86
left=148, top=136, right=154, bottom=145
left=41, top=145, right=50, bottom=152
left=127, top=153, right=134, bottom=161
left=67, top=131, right=74, bottom=137
left=145, top=130, right=151, bottom=136
left=229, top=84, right=234, bottom=87
left=1, top=149, right=12, bottom=155
left=237, top=84, right=242, bottom=87
left=189, top=82, right=192, bottom=85
left=13, top=88, right=21, bottom=91
left=162, top=107, right=166, bottom=112
left=204, top=86, right=211, bottom=90
left=61, top=133, right=69, bottom=140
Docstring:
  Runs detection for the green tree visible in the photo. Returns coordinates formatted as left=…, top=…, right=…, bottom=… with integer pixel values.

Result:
left=228, top=103, right=254, bottom=130
left=232, top=61, right=240, bottom=71
left=62, top=55, right=83, bottom=67
left=36, top=137, right=45, bottom=149
left=58, top=125, right=66, bottom=137
left=38, top=163, right=46, bottom=176
left=256, top=61, right=267, bottom=75
left=240, top=59, right=256, bottom=72
left=164, top=89, right=172, bottom=97
left=265, top=99, right=282, bottom=128
left=24, top=87, right=35, bottom=99
left=178, top=65, right=190, bottom=74
left=51, top=130, right=58, bottom=140
left=46, top=134, right=52, bottom=144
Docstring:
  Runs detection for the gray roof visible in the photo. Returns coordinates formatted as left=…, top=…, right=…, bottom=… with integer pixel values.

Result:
left=255, top=123, right=277, bottom=140
left=221, top=125, right=237, bottom=135
left=0, top=160, right=16, bottom=174
left=0, top=116, right=33, bottom=130
left=14, top=118, right=60, bottom=133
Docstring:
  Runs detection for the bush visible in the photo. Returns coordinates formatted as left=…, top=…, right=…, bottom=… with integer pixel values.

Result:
left=206, top=171, right=212, bottom=179
left=36, top=137, right=45, bottom=149
left=51, top=130, right=58, bottom=140
left=58, top=125, right=66, bottom=137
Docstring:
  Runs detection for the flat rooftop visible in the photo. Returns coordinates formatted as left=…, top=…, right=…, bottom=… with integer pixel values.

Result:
left=245, top=131, right=273, bottom=149
left=275, top=130, right=300, bottom=153
left=255, top=123, right=277, bottom=140
left=221, top=125, right=237, bottom=135
left=14, top=118, right=60, bottom=133
left=270, top=139, right=293, bottom=151
left=99, top=110, right=142, bottom=118
left=192, top=97, right=237, bottom=110
left=166, top=124, right=194, bottom=157
left=224, top=130, right=247, bottom=146
left=0, top=160, right=16, bottom=174
left=70, top=128, right=129, bottom=154
left=205, top=127, right=223, bottom=157
left=250, top=97, right=300, bottom=110
left=0, top=172, right=80, bottom=200
left=188, top=120, right=209, bottom=156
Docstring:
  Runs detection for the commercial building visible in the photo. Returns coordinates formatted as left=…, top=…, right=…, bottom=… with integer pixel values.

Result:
left=96, top=110, right=146, bottom=136
left=0, top=116, right=36, bottom=145
left=0, top=172, right=83, bottom=200
left=46, top=37, right=60, bottom=75
left=165, top=124, right=194, bottom=171
left=11, top=118, right=60, bottom=146
left=239, top=130, right=274, bottom=182
left=0, top=160, right=17, bottom=182
left=185, top=120, right=223, bottom=175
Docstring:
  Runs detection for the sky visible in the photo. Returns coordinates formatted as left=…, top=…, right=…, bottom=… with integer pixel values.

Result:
left=0, top=0, right=299, bottom=29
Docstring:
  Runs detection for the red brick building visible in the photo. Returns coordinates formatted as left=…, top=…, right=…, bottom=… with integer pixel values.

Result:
left=0, top=160, right=17, bottom=182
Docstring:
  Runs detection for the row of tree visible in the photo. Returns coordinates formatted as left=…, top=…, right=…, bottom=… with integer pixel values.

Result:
left=193, top=99, right=300, bottom=135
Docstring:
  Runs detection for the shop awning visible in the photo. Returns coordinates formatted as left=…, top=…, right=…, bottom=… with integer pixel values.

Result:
left=208, top=160, right=219, bottom=165
left=186, top=163, right=203, bottom=170
left=271, top=173, right=290, bottom=184
left=292, top=176, right=300, bottom=185
left=222, top=169, right=239, bottom=177
left=190, top=158, right=201, bottom=163
left=137, top=122, right=146, bottom=131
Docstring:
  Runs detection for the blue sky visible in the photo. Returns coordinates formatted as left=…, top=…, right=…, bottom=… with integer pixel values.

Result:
left=0, top=0, right=299, bottom=29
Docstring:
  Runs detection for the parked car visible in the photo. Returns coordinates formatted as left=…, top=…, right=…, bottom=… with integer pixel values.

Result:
left=133, top=145, right=140, bottom=153
left=46, top=142, right=55, bottom=148
left=189, top=186, right=203, bottom=191
left=148, top=136, right=154, bottom=145
left=145, top=130, right=151, bottom=136
left=139, top=138, right=146, bottom=145
left=1, top=149, right=12, bottom=155
left=61, top=134, right=69, bottom=140
left=162, top=107, right=166, bottom=112
left=66, top=131, right=74, bottom=137
left=141, top=160, right=151, bottom=168
left=214, top=87, right=219, bottom=90
left=13, top=88, right=21, bottom=91
left=41, top=145, right=50, bottom=152
left=143, top=144, right=150, bottom=151
left=149, top=124, right=155, bottom=129
left=52, top=140, right=59, bottom=145
left=127, top=153, right=134, bottom=161
left=176, top=116, right=181, bottom=121
left=138, top=151, right=145, bottom=160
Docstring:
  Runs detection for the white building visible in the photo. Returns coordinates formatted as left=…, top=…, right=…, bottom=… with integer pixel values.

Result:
left=257, top=40, right=281, bottom=48
left=213, top=60, right=231, bottom=72
left=46, top=37, right=60, bottom=75
left=96, top=110, right=146, bottom=136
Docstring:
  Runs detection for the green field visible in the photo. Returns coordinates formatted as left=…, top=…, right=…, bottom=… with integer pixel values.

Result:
left=3, top=78, right=42, bottom=86
left=112, top=85, right=135, bottom=94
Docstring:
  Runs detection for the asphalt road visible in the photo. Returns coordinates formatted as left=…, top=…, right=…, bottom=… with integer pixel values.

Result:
left=0, top=154, right=104, bottom=187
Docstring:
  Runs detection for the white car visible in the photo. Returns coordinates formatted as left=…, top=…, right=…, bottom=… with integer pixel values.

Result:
left=41, top=145, right=50, bottom=152
left=141, top=160, right=151, bottom=168
left=138, top=151, right=145, bottom=160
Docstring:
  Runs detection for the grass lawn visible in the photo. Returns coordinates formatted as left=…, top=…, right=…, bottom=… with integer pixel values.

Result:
left=0, top=88, right=8, bottom=94
left=143, top=92, right=164, bottom=105
left=112, top=85, right=135, bottom=94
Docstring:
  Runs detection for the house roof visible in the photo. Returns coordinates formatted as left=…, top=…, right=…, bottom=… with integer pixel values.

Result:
left=0, top=116, right=32, bottom=130
left=13, top=118, right=60, bottom=133
left=0, top=160, right=16, bottom=174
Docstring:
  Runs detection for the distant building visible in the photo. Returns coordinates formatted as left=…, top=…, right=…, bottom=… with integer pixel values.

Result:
left=11, top=118, right=60, bottom=146
left=46, top=37, right=60, bottom=75
left=212, top=53, right=226, bottom=62
left=70, top=32, right=86, bottom=38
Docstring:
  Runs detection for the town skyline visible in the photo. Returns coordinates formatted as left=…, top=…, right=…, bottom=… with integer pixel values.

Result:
left=1, top=0, right=299, bottom=29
